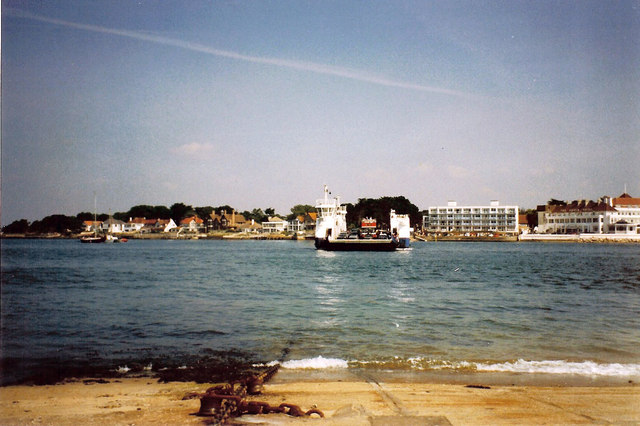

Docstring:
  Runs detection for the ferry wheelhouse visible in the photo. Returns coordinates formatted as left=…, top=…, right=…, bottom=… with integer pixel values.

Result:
left=314, top=186, right=411, bottom=251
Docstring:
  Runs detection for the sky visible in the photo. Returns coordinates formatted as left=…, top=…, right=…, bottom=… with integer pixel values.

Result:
left=2, top=0, right=639, bottom=225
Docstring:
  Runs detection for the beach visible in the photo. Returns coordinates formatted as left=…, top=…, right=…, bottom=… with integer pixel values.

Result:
left=1, top=372, right=639, bottom=425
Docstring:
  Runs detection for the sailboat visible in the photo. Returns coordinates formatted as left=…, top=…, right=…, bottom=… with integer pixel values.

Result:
left=80, top=194, right=106, bottom=243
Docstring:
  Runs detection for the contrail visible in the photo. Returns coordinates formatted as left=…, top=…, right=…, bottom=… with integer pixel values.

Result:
left=7, top=9, right=469, bottom=97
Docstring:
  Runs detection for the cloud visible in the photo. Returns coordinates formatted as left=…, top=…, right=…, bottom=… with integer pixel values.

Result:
left=7, top=9, right=472, bottom=98
left=446, top=165, right=472, bottom=179
left=162, top=181, right=178, bottom=192
left=415, top=162, right=434, bottom=175
left=171, top=142, right=215, bottom=156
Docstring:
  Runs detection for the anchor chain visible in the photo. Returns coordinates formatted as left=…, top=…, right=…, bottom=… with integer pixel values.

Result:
left=185, top=364, right=324, bottom=424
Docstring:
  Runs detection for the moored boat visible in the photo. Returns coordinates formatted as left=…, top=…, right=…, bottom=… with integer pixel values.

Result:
left=105, top=234, right=119, bottom=243
left=314, top=185, right=411, bottom=251
left=80, top=235, right=106, bottom=243
left=80, top=193, right=107, bottom=243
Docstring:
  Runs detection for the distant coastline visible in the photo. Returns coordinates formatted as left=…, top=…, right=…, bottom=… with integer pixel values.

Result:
left=0, top=232, right=307, bottom=241
left=3, top=232, right=640, bottom=243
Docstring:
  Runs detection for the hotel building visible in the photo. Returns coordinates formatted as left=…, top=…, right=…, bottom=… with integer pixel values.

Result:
left=422, top=201, right=519, bottom=235
left=536, top=193, right=640, bottom=235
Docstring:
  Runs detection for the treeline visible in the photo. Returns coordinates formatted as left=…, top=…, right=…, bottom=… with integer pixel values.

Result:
left=2, top=216, right=84, bottom=235
left=1, top=202, right=287, bottom=235
left=346, top=196, right=420, bottom=228
left=2, top=196, right=421, bottom=235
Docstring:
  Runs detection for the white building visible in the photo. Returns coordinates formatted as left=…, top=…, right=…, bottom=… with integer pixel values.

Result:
left=262, top=216, right=288, bottom=233
left=610, top=193, right=640, bottom=234
left=537, top=193, right=640, bottom=234
left=159, top=219, right=178, bottom=233
left=100, top=217, right=126, bottom=234
left=287, top=218, right=304, bottom=233
left=83, top=220, right=102, bottom=232
left=423, top=200, right=519, bottom=235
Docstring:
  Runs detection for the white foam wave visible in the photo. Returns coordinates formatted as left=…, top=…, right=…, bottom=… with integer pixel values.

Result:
left=261, top=356, right=640, bottom=377
left=476, top=359, right=640, bottom=377
left=280, top=356, right=348, bottom=369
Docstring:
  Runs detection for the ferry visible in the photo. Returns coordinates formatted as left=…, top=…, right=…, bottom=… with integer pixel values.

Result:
left=314, top=186, right=411, bottom=251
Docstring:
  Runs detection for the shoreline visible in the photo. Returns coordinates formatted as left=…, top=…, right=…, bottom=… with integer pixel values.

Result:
left=3, top=233, right=640, bottom=243
left=1, top=372, right=638, bottom=425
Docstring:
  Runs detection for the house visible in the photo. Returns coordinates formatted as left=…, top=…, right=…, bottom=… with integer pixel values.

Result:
left=156, top=219, right=178, bottom=233
left=237, top=219, right=262, bottom=233
left=83, top=220, right=102, bottom=232
left=286, top=213, right=317, bottom=233
left=303, top=212, right=317, bottom=231
left=261, top=216, right=288, bottom=233
left=101, top=217, right=126, bottom=234
left=123, top=217, right=155, bottom=233
left=287, top=217, right=304, bottom=233
left=180, top=216, right=204, bottom=232
left=209, top=210, right=247, bottom=231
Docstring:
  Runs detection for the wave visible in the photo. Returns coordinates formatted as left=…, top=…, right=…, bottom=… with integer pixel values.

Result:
left=274, top=356, right=640, bottom=377
left=476, top=359, right=640, bottom=376
left=279, top=356, right=349, bottom=369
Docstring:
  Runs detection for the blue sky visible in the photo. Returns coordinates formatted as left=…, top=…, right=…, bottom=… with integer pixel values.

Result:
left=2, top=0, right=639, bottom=224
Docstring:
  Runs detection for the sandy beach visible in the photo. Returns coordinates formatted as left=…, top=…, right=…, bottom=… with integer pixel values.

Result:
left=1, top=372, right=638, bottom=425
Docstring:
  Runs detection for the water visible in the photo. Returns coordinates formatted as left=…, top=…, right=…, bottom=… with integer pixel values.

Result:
left=2, top=239, right=639, bottom=384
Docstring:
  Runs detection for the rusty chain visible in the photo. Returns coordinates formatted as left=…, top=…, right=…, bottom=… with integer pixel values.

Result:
left=185, top=364, right=324, bottom=424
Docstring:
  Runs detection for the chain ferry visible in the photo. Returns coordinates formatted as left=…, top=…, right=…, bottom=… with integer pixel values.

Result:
left=314, top=186, right=411, bottom=251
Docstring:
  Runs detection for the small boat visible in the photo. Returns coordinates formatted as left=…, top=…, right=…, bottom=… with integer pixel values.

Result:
left=80, top=235, right=106, bottom=243
left=105, top=234, right=119, bottom=243
left=80, top=193, right=106, bottom=243
left=314, top=185, right=412, bottom=251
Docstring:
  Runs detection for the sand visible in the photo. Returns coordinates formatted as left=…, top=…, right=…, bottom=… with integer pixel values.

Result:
left=1, top=374, right=639, bottom=425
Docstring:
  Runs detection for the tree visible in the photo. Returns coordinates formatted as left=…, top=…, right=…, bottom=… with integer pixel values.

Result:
left=243, top=208, right=266, bottom=223
left=287, top=204, right=316, bottom=221
left=2, top=219, right=30, bottom=234
left=264, top=207, right=275, bottom=217
left=113, top=211, right=129, bottom=221
left=113, top=205, right=171, bottom=221
left=169, top=203, right=193, bottom=223
left=214, top=205, right=235, bottom=215
left=152, top=205, right=171, bottom=219
left=195, top=206, right=215, bottom=220
left=521, top=208, right=539, bottom=229
left=76, top=212, right=94, bottom=221
left=29, top=215, right=83, bottom=235
left=126, top=205, right=153, bottom=219
left=346, top=196, right=420, bottom=228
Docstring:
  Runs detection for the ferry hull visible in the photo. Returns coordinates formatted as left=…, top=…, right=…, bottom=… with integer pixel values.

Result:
left=315, top=238, right=399, bottom=251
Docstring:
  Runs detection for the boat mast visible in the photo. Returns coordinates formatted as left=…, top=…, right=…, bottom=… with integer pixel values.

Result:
left=93, top=192, right=98, bottom=236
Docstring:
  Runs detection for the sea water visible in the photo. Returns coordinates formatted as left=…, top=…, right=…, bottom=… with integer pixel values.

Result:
left=1, top=239, right=639, bottom=384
